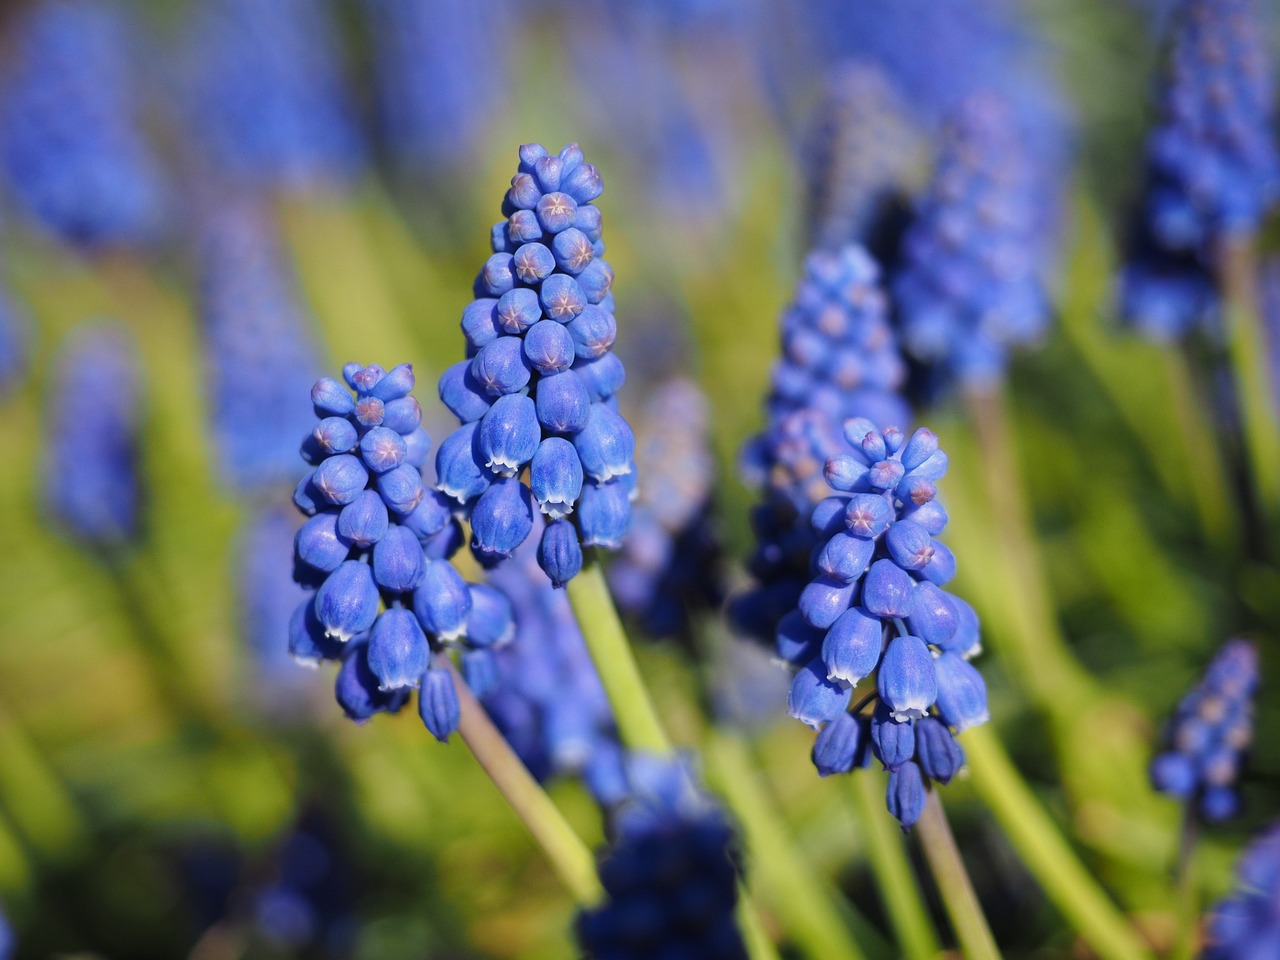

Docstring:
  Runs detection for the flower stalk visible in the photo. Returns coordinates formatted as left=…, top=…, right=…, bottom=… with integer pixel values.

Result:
left=448, top=656, right=604, bottom=906
left=915, top=788, right=1001, bottom=960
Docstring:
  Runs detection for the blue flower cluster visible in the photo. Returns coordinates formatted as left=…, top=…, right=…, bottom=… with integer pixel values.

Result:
left=608, top=379, right=721, bottom=638
left=1149, top=637, right=1256, bottom=821
left=484, top=514, right=626, bottom=805
left=0, top=902, right=11, bottom=960
left=179, top=810, right=358, bottom=954
left=1120, top=0, right=1277, bottom=340
left=45, top=322, right=142, bottom=546
left=805, top=61, right=923, bottom=255
left=892, top=94, right=1050, bottom=391
left=198, top=203, right=322, bottom=491
left=184, top=0, right=365, bottom=189
left=436, top=143, right=631, bottom=584
left=360, top=0, right=510, bottom=170
left=576, top=755, right=747, bottom=960
left=780, top=421, right=987, bottom=828
left=291, top=363, right=514, bottom=741
left=1203, top=821, right=1280, bottom=959
left=1142, top=0, right=1278, bottom=250
left=0, top=0, right=165, bottom=250
left=248, top=814, right=357, bottom=953
left=732, top=245, right=909, bottom=640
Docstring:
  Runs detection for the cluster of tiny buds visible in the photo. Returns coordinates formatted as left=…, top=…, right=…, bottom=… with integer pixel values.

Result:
left=291, top=362, right=514, bottom=741
left=780, top=418, right=988, bottom=827
left=1150, top=637, right=1257, bottom=822
left=436, top=142, right=634, bottom=588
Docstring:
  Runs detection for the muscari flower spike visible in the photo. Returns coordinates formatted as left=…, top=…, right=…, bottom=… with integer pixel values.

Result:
left=779, top=420, right=987, bottom=828
left=360, top=0, right=510, bottom=170
left=0, top=0, right=165, bottom=250
left=1143, top=0, right=1279, bottom=252
left=198, top=202, right=322, bottom=491
left=185, top=0, right=365, bottom=189
left=731, top=244, right=909, bottom=642
left=608, top=378, right=722, bottom=638
left=1201, top=820, right=1280, bottom=959
left=436, top=143, right=632, bottom=583
left=0, top=901, right=11, bottom=960
left=1150, top=637, right=1257, bottom=822
left=1119, top=0, right=1278, bottom=340
left=891, top=93, right=1050, bottom=394
left=483, top=512, right=626, bottom=805
left=45, top=322, right=142, bottom=547
left=576, top=754, right=748, bottom=960
left=291, top=363, right=516, bottom=741
left=805, top=60, right=924, bottom=257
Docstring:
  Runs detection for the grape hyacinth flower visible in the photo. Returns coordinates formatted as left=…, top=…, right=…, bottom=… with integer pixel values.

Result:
left=291, top=363, right=513, bottom=740
left=1119, top=0, right=1278, bottom=339
left=0, top=0, right=165, bottom=249
left=1141, top=0, right=1279, bottom=253
left=45, top=322, right=142, bottom=547
left=436, top=143, right=632, bottom=583
left=892, top=93, right=1050, bottom=393
left=1150, top=638, right=1257, bottom=822
left=576, top=755, right=748, bottom=960
left=780, top=420, right=987, bottom=827
left=805, top=61, right=924, bottom=256
left=608, top=378, right=721, bottom=638
left=1201, top=821, right=1280, bottom=959
left=360, top=0, right=512, bottom=171
left=198, top=203, right=323, bottom=491
left=483, top=513, right=625, bottom=805
left=184, top=0, right=364, bottom=189
left=732, top=245, right=909, bottom=641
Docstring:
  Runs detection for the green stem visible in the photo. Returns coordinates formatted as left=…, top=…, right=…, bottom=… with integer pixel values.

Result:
left=705, top=731, right=877, bottom=960
left=1160, top=351, right=1238, bottom=556
left=446, top=658, right=603, bottom=906
left=564, top=553, right=671, bottom=754
left=847, top=772, right=942, bottom=960
left=915, top=790, right=1001, bottom=960
left=962, top=387, right=1093, bottom=708
left=737, top=887, right=785, bottom=960
left=1218, top=234, right=1280, bottom=533
left=1056, top=192, right=1243, bottom=554
left=563, top=558, right=780, bottom=960
left=963, top=725, right=1152, bottom=960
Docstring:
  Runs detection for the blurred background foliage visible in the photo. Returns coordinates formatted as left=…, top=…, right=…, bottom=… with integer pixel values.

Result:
left=0, top=0, right=1276, bottom=957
